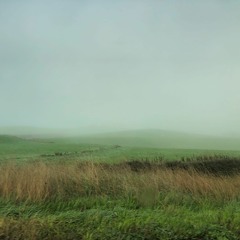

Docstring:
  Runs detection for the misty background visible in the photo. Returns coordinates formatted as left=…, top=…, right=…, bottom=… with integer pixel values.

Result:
left=1, top=0, right=240, bottom=136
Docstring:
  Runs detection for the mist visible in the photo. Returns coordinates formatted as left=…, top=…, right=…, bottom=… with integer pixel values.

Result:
left=1, top=0, right=240, bottom=136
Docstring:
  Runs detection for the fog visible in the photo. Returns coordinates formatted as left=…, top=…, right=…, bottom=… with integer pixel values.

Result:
left=1, top=0, right=240, bottom=136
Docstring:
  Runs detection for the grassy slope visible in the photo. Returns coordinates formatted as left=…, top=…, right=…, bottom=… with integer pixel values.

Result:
left=1, top=132, right=240, bottom=163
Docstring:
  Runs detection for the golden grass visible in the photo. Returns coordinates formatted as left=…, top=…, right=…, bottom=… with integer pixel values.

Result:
left=0, top=162, right=240, bottom=201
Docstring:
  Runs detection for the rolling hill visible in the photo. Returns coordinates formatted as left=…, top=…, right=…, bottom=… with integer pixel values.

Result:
left=67, top=129, right=240, bottom=151
left=1, top=127, right=240, bottom=151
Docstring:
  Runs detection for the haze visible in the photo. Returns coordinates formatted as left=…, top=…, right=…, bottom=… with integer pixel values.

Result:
left=1, top=0, right=240, bottom=136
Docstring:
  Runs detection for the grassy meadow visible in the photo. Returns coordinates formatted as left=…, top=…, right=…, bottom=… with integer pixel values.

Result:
left=1, top=131, right=240, bottom=239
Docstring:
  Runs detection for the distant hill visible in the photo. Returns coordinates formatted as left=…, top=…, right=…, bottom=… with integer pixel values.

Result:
left=69, top=129, right=240, bottom=151
left=1, top=127, right=240, bottom=151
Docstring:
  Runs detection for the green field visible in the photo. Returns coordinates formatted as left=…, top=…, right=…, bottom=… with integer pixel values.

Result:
left=1, top=130, right=240, bottom=239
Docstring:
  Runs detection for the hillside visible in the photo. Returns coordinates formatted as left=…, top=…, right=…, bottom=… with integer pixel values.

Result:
left=68, top=129, right=240, bottom=151
left=1, top=127, right=240, bottom=151
left=0, top=135, right=26, bottom=144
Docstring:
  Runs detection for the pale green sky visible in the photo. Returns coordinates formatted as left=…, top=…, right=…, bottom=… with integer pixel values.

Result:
left=0, top=0, right=240, bottom=135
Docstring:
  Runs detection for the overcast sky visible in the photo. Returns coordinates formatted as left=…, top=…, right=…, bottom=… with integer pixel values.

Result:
left=0, top=0, right=240, bottom=135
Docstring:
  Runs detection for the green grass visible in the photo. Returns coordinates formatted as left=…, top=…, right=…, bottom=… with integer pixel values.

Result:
left=1, top=195, right=240, bottom=239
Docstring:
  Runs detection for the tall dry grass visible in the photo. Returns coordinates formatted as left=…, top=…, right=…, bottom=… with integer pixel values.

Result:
left=0, top=162, right=240, bottom=201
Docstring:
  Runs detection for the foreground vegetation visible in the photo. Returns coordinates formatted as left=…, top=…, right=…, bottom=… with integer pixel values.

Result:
left=1, top=134, right=240, bottom=239
left=1, top=155, right=240, bottom=239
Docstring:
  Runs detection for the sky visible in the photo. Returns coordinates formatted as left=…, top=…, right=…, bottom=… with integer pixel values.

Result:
left=0, top=0, right=240, bottom=135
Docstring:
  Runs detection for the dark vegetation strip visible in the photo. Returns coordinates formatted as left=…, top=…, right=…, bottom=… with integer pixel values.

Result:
left=122, top=154, right=240, bottom=175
